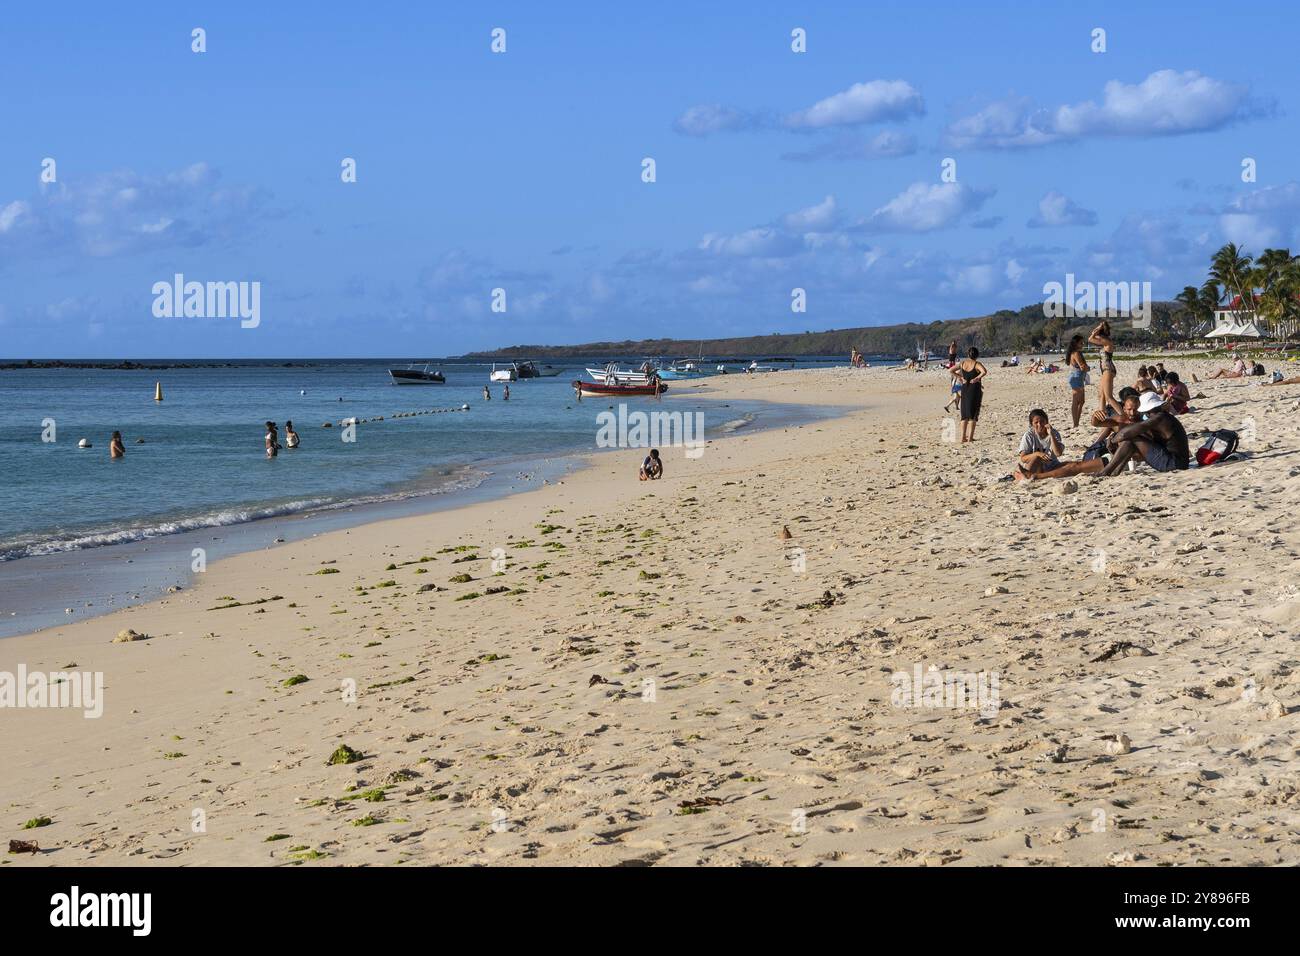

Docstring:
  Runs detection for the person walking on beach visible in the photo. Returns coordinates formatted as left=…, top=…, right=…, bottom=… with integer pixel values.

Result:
left=957, top=347, right=987, bottom=443
left=943, top=363, right=962, bottom=414
left=1089, top=320, right=1119, bottom=415
left=1065, top=334, right=1089, bottom=428
left=265, top=421, right=279, bottom=459
left=109, top=431, right=125, bottom=459
left=947, top=340, right=958, bottom=368
left=284, top=420, right=300, bottom=449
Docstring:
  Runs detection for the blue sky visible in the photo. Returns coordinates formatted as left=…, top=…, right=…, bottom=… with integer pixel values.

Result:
left=1, top=0, right=1296, bottom=357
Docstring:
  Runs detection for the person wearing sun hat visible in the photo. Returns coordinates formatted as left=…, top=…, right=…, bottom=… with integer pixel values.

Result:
left=1101, top=391, right=1190, bottom=476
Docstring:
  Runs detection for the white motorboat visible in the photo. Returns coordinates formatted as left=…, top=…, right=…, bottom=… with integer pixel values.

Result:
left=585, top=362, right=652, bottom=385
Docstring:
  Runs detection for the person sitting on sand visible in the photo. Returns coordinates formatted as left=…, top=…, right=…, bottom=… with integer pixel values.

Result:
left=1015, top=409, right=1107, bottom=480
left=110, top=431, right=125, bottom=459
left=1136, top=366, right=1155, bottom=393
left=1101, top=393, right=1190, bottom=476
left=1090, top=386, right=1140, bottom=433
left=639, top=448, right=662, bottom=481
left=1152, top=363, right=1168, bottom=390
left=284, top=420, right=300, bottom=449
left=1196, top=357, right=1247, bottom=381
left=1163, top=372, right=1191, bottom=414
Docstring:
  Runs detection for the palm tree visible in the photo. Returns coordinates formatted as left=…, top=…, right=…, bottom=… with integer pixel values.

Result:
left=1194, top=280, right=1222, bottom=338
left=1210, top=243, right=1255, bottom=317
left=1173, top=286, right=1202, bottom=339
left=1255, top=248, right=1298, bottom=337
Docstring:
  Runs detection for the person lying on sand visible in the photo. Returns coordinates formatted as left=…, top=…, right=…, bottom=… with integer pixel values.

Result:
left=1195, top=357, right=1247, bottom=381
left=1101, top=393, right=1190, bottom=475
left=1015, top=409, right=1106, bottom=480
left=1262, top=373, right=1300, bottom=386
left=639, top=448, right=662, bottom=481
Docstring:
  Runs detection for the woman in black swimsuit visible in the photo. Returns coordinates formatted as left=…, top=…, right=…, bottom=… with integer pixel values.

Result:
left=957, top=347, right=987, bottom=443
left=1088, top=320, right=1119, bottom=415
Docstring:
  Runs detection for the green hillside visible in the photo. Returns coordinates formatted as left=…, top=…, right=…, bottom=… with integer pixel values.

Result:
left=464, top=301, right=1189, bottom=359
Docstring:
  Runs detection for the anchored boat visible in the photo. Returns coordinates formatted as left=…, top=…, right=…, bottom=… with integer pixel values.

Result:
left=572, top=379, right=667, bottom=397
left=584, top=361, right=654, bottom=385
left=388, top=363, right=445, bottom=385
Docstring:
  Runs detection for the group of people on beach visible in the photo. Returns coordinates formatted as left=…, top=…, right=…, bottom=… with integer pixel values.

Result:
left=1017, top=321, right=1197, bottom=479
left=264, top=420, right=300, bottom=459
left=918, top=319, right=1241, bottom=478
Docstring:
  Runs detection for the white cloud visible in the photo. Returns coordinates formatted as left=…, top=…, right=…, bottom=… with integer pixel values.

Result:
left=944, top=70, right=1268, bottom=149
left=863, top=182, right=994, bottom=233
left=1028, top=191, right=1098, bottom=228
left=672, top=103, right=754, bottom=137
left=1218, top=182, right=1300, bottom=251
left=697, top=226, right=802, bottom=258
left=783, top=80, right=924, bottom=129
left=0, top=200, right=29, bottom=233
left=0, top=163, right=269, bottom=259
left=781, top=195, right=838, bottom=232
left=781, top=129, right=916, bottom=162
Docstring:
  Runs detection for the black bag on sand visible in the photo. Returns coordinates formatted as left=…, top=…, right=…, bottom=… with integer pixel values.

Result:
left=1082, top=436, right=1109, bottom=461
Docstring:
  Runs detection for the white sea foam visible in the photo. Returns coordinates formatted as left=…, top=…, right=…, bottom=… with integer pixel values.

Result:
left=0, top=470, right=489, bottom=562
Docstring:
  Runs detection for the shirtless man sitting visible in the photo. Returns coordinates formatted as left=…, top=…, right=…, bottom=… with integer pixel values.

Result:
left=1101, top=392, right=1190, bottom=476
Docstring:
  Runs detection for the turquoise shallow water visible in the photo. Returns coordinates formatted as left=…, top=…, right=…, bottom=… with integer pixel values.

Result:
left=0, top=359, right=830, bottom=562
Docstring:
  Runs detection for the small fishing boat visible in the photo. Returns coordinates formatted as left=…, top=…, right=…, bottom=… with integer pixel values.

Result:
left=572, top=379, right=667, bottom=397
left=585, top=362, right=652, bottom=385
left=490, top=363, right=518, bottom=383
left=512, top=360, right=564, bottom=379
left=389, top=363, right=445, bottom=385
left=655, top=360, right=704, bottom=380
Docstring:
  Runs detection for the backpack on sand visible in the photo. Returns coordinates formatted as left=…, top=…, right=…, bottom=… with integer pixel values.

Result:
left=1196, top=429, right=1239, bottom=466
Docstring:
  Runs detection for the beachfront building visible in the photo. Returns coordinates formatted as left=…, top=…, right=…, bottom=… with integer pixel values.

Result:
left=1208, top=294, right=1298, bottom=341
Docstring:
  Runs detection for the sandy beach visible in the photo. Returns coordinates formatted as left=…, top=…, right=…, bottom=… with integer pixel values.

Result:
left=3, top=358, right=1298, bottom=867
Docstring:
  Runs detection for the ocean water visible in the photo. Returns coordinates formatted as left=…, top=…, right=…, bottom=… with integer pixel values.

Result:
left=0, top=359, right=832, bottom=564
